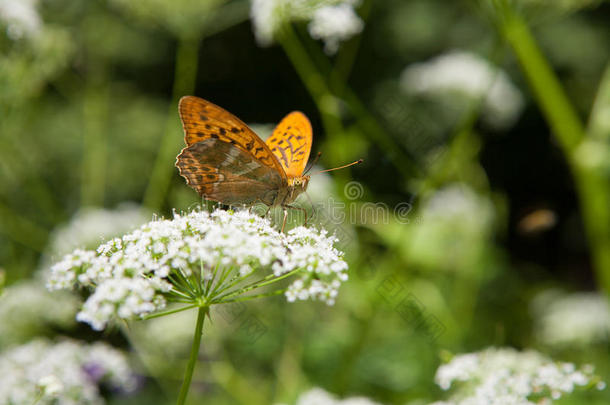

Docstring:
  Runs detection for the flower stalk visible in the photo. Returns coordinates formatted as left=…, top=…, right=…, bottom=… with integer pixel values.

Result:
left=176, top=305, right=208, bottom=405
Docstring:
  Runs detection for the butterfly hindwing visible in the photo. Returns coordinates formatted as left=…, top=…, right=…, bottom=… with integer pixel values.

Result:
left=179, top=96, right=286, bottom=179
left=266, top=111, right=312, bottom=178
left=176, top=139, right=283, bottom=206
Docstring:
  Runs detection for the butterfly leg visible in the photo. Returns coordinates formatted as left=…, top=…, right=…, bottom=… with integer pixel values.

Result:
left=281, top=208, right=288, bottom=233
left=284, top=205, right=308, bottom=227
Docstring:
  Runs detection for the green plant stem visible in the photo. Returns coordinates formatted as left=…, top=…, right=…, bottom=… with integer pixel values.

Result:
left=142, top=304, right=197, bottom=320
left=213, top=268, right=303, bottom=302
left=216, top=289, right=284, bottom=304
left=500, top=9, right=585, bottom=151
left=296, top=26, right=420, bottom=179
left=176, top=305, right=207, bottom=405
left=144, top=36, right=200, bottom=212
left=498, top=6, right=610, bottom=292
left=278, top=24, right=343, bottom=138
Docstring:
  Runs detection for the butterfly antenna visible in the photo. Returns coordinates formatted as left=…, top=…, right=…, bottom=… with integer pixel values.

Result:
left=314, top=159, right=363, bottom=175
left=304, top=151, right=322, bottom=175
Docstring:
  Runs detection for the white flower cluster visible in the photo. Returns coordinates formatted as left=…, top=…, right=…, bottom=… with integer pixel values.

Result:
left=278, top=387, right=383, bottom=405
left=423, top=184, right=494, bottom=232
left=401, top=51, right=524, bottom=130
left=48, top=209, right=348, bottom=330
left=531, top=289, right=610, bottom=347
left=407, top=184, right=495, bottom=272
left=307, top=3, right=363, bottom=54
left=0, top=0, right=41, bottom=39
left=0, top=338, right=136, bottom=405
left=250, top=0, right=363, bottom=54
left=432, top=347, right=602, bottom=405
left=0, top=279, right=79, bottom=346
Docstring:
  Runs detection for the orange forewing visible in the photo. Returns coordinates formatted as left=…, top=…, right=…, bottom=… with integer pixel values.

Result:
left=178, top=96, right=285, bottom=178
left=266, top=111, right=312, bottom=178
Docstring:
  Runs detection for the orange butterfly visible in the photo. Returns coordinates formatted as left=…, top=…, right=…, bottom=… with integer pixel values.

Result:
left=176, top=96, right=321, bottom=231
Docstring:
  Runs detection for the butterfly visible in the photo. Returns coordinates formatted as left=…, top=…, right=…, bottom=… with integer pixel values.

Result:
left=176, top=96, right=317, bottom=231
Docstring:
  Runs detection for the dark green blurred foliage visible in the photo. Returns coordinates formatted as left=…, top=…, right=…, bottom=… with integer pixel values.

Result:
left=1, top=0, right=610, bottom=404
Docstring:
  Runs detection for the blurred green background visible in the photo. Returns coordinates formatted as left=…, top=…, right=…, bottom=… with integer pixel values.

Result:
left=1, top=0, right=610, bottom=404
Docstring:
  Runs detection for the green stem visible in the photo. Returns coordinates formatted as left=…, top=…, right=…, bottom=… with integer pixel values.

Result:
left=296, top=27, right=420, bottom=179
left=497, top=5, right=610, bottom=292
left=144, top=36, right=200, bottom=212
left=278, top=24, right=343, bottom=138
left=176, top=305, right=207, bottom=405
left=500, top=7, right=585, bottom=152
left=216, top=289, right=285, bottom=304
left=142, top=304, right=197, bottom=320
left=213, top=268, right=303, bottom=302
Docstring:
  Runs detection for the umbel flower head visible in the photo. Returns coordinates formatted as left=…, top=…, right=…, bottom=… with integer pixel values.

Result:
left=48, top=209, right=348, bottom=331
left=432, top=347, right=604, bottom=405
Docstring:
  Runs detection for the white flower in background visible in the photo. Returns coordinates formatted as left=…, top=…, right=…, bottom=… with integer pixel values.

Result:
left=282, top=387, right=383, bottom=405
left=0, top=0, right=73, bottom=104
left=0, top=338, right=136, bottom=405
left=432, top=347, right=602, bottom=404
left=44, top=203, right=150, bottom=261
left=48, top=209, right=348, bottom=331
left=531, top=289, right=610, bottom=347
left=401, top=51, right=524, bottom=130
left=408, top=184, right=495, bottom=272
left=308, top=3, right=364, bottom=54
left=0, top=279, right=80, bottom=346
left=250, top=0, right=363, bottom=53
left=0, top=0, right=41, bottom=39
left=423, top=184, right=494, bottom=232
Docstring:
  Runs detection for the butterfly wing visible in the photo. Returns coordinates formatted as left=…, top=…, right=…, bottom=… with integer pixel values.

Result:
left=179, top=96, right=286, bottom=180
left=176, top=139, right=283, bottom=206
left=266, top=111, right=312, bottom=178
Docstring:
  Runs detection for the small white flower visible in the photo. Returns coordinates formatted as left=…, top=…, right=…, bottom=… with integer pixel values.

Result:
left=401, top=51, right=524, bottom=130
left=36, top=375, right=63, bottom=397
left=48, top=209, right=348, bottom=330
left=434, top=347, right=601, bottom=404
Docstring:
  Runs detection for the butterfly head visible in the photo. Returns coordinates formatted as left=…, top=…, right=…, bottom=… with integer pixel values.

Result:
left=286, top=175, right=310, bottom=203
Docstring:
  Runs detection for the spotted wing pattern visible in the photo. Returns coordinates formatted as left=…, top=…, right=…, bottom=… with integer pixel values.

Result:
left=179, top=96, right=286, bottom=178
left=265, top=111, right=312, bottom=178
left=176, top=139, right=283, bottom=206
